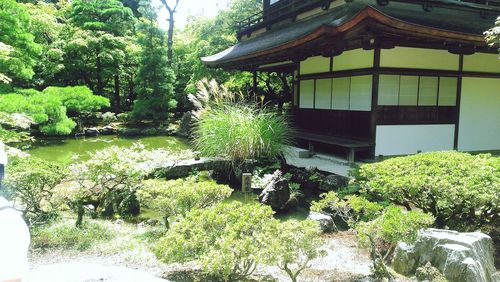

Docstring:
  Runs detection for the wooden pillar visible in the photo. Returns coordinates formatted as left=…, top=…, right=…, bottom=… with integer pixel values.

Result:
left=454, top=54, right=464, bottom=150
left=370, top=47, right=381, bottom=158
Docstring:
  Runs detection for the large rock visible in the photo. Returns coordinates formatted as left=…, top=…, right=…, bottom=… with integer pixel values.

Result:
left=85, top=127, right=100, bottom=136
left=392, top=228, right=499, bottom=282
left=100, top=125, right=115, bottom=135
left=259, top=179, right=290, bottom=211
left=307, top=211, right=337, bottom=233
left=177, top=111, right=192, bottom=137
left=319, top=174, right=349, bottom=191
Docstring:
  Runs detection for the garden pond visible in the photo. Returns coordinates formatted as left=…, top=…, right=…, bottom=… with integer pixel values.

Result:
left=27, top=135, right=190, bottom=164
left=26, top=135, right=310, bottom=221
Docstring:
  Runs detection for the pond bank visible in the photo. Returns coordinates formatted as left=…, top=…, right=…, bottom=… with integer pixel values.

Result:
left=27, top=135, right=189, bottom=164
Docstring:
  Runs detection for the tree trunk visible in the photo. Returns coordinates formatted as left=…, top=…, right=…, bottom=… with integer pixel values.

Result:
left=167, top=9, right=175, bottom=66
left=164, top=216, right=170, bottom=229
left=127, top=77, right=136, bottom=109
left=114, top=74, right=121, bottom=113
left=76, top=204, right=84, bottom=228
left=96, top=51, right=104, bottom=96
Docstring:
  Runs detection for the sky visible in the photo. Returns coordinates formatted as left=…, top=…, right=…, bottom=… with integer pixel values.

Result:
left=153, top=0, right=232, bottom=29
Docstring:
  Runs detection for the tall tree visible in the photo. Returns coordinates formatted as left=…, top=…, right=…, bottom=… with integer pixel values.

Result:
left=0, top=43, right=13, bottom=84
left=68, top=0, right=134, bottom=36
left=131, top=0, right=176, bottom=122
left=22, top=1, right=66, bottom=88
left=65, top=0, right=135, bottom=111
left=159, top=0, right=180, bottom=66
left=0, top=0, right=41, bottom=85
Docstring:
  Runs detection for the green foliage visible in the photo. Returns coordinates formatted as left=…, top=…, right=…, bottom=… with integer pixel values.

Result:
left=137, top=177, right=233, bottom=227
left=173, top=0, right=261, bottom=98
left=272, top=220, right=325, bottom=282
left=485, top=17, right=500, bottom=53
left=0, top=112, right=34, bottom=143
left=42, top=86, right=110, bottom=116
left=131, top=7, right=176, bottom=122
left=356, top=206, right=435, bottom=248
left=311, top=192, right=384, bottom=227
left=68, top=0, right=134, bottom=36
left=355, top=206, right=435, bottom=279
left=3, top=156, right=67, bottom=226
left=61, top=143, right=191, bottom=226
left=356, top=151, right=500, bottom=230
left=155, top=202, right=278, bottom=280
left=0, top=86, right=108, bottom=135
left=0, top=0, right=41, bottom=83
left=416, top=262, right=448, bottom=282
left=31, top=219, right=115, bottom=251
left=194, top=103, right=293, bottom=163
left=21, top=1, right=65, bottom=87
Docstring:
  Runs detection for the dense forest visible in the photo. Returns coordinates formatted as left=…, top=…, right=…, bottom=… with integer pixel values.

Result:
left=0, top=0, right=289, bottom=131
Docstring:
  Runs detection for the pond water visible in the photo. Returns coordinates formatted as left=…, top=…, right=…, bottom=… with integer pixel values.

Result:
left=28, top=135, right=190, bottom=164
left=27, top=135, right=310, bottom=221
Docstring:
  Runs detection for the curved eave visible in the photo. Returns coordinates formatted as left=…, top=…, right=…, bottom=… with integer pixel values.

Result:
left=202, top=5, right=491, bottom=69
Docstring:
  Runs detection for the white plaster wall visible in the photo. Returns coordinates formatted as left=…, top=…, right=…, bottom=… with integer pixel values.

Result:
left=380, top=47, right=459, bottom=71
left=463, top=53, right=500, bottom=73
left=299, top=80, right=314, bottom=109
left=334, top=49, right=374, bottom=71
left=376, top=125, right=455, bottom=156
left=458, top=77, right=500, bottom=151
left=300, top=56, right=330, bottom=75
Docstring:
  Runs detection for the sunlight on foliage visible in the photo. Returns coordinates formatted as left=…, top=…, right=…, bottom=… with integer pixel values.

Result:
left=137, top=177, right=233, bottom=227
left=356, top=151, right=500, bottom=230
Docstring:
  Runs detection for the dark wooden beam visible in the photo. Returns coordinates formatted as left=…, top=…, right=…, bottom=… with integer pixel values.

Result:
left=370, top=48, right=381, bottom=157
left=454, top=54, right=464, bottom=150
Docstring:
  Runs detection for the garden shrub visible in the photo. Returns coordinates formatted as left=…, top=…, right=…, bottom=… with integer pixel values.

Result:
left=311, top=192, right=384, bottom=227
left=131, top=97, right=177, bottom=123
left=3, top=156, right=67, bottom=226
left=155, top=202, right=279, bottom=280
left=61, top=143, right=191, bottom=226
left=31, top=219, right=114, bottom=251
left=273, top=220, right=326, bottom=282
left=0, top=86, right=109, bottom=135
left=356, top=151, right=499, bottom=230
left=137, top=177, right=233, bottom=228
left=42, top=86, right=110, bottom=116
left=193, top=103, right=293, bottom=163
left=355, top=206, right=434, bottom=278
left=0, top=112, right=34, bottom=143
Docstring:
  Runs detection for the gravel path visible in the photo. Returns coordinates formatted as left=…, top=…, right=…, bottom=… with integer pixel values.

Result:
left=29, top=231, right=375, bottom=282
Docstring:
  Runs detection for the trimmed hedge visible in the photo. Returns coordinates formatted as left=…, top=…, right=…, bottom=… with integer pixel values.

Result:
left=356, top=151, right=499, bottom=230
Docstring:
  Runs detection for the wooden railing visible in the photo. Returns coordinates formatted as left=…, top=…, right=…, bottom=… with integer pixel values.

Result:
left=236, top=0, right=334, bottom=38
left=236, top=0, right=500, bottom=38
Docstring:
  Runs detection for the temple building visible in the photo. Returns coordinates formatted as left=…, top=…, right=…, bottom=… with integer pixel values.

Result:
left=203, top=0, right=500, bottom=161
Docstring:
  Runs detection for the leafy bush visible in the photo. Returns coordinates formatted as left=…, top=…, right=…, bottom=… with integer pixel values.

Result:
left=155, top=202, right=279, bottom=280
left=102, top=111, right=117, bottom=123
left=311, top=192, right=383, bottom=227
left=0, top=112, right=34, bottom=143
left=0, top=92, right=74, bottom=135
left=273, top=220, right=325, bottom=282
left=31, top=219, right=114, bottom=251
left=355, top=206, right=434, bottom=278
left=137, top=177, right=233, bottom=228
left=0, top=86, right=109, bottom=135
left=42, top=86, right=110, bottom=116
left=356, top=152, right=500, bottom=230
left=61, top=143, right=191, bottom=226
left=3, top=156, right=67, bottom=226
left=193, top=103, right=293, bottom=163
